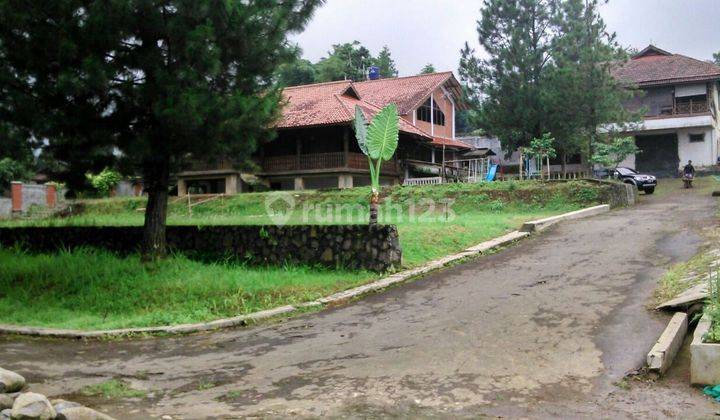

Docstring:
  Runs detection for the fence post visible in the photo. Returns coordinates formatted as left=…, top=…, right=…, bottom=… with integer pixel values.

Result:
left=11, top=181, right=22, bottom=214
left=46, top=183, right=57, bottom=208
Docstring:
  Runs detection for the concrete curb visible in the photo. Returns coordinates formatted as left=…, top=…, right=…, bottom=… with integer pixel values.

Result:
left=520, top=204, right=610, bottom=233
left=0, top=205, right=606, bottom=339
left=647, top=312, right=688, bottom=373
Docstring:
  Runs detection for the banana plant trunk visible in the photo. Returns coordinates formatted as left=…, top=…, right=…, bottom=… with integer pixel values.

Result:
left=369, top=189, right=379, bottom=225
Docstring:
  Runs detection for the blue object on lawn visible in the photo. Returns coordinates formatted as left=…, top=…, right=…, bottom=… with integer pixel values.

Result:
left=703, top=384, right=720, bottom=402
left=486, top=164, right=498, bottom=181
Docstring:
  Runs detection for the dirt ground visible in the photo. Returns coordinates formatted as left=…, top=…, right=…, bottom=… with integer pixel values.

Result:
left=1, top=179, right=720, bottom=419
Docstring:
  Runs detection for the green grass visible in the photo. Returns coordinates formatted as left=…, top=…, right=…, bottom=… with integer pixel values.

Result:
left=0, top=247, right=372, bottom=330
left=80, top=379, right=147, bottom=399
left=0, top=181, right=606, bottom=330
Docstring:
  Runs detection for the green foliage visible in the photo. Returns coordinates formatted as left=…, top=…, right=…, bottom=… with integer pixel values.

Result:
left=714, top=51, right=720, bottom=66
left=81, top=379, right=147, bottom=399
left=86, top=168, right=122, bottom=196
left=419, top=63, right=436, bottom=74
left=276, top=57, right=317, bottom=87
left=527, top=133, right=557, bottom=159
left=0, top=246, right=371, bottom=330
left=354, top=104, right=399, bottom=192
left=0, top=158, right=31, bottom=193
left=316, top=41, right=374, bottom=82
left=0, top=0, right=323, bottom=256
left=705, top=268, right=720, bottom=343
left=373, top=45, right=398, bottom=78
left=366, top=105, right=400, bottom=161
left=313, top=42, right=400, bottom=82
left=591, top=137, right=639, bottom=169
left=460, top=0, right=636, bottom=162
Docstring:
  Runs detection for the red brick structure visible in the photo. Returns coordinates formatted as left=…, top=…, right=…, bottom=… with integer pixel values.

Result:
left=46, top=184, right=57, bottom=208
left=10, top=182, right=22, bottom=213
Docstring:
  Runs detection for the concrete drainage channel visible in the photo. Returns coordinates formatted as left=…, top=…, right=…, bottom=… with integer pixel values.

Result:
left=0, top=204, right=612, bottom=340
left=647, top=253, right=720, bottom=383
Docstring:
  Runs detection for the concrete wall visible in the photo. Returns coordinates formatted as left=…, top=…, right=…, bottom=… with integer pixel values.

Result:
left=21, top=184, right=48, bottom=212
left=0, top=224, right=402, bottom=272
left=678, top=127, right=715, bottom=167
left=0, top=198, right=10, bottom=217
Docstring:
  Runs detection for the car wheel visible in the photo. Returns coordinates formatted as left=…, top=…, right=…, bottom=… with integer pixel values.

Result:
left=645, top=187, right=655, bottom=194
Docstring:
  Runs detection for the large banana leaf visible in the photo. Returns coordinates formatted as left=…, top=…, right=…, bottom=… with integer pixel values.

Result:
left=353, top=106, right=369, bottom=156
left=366, top=104, right=399, bottom=161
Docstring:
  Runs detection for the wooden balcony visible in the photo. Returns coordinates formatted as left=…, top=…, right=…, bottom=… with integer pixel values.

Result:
left=657, top=99, right=712, bottom=117
left=261, top=152, right=399, bottom=174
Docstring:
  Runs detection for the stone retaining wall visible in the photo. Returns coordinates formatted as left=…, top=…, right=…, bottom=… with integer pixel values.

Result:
left=0, top=224, right=402, bottom=272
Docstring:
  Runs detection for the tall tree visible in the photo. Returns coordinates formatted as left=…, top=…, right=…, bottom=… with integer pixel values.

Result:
left=0, top=0, right=323, bottom=260
left=276, top=58, right=317, bottom=87
left=546, top=0, right=635, bottom=171
left=316, top=41, right=373, bottom=82
left=373, top=45, right=398, bottom=78
left=419, top=63, right=436, bottom=74
left=459, top=0, right=554, bottom=155
left=714, top=51, right=720, bottom=66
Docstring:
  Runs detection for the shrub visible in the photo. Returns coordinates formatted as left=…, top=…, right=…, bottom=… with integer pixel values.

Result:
left=86, top=168, right=122, bottom=196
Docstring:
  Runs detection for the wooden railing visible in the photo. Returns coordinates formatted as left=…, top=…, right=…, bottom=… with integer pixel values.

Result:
left=403, top=177, right=443, bottom=186
left=659, top=99, right=710, bottom=116
left=262, top=152, right=398, bottom=173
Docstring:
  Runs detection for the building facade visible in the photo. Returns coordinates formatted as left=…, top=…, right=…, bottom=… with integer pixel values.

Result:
left=176, top=72, right=472, bottom=194
left=611, top=45, right=720, bottom=176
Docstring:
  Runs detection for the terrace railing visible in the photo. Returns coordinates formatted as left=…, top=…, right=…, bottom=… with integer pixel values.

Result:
left=262, top=152, right=398, bottom=173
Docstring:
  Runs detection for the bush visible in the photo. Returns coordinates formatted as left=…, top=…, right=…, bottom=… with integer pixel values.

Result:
left=86, top=168, right=122, bottom=196
left=0, top=157, right=31, bottom=194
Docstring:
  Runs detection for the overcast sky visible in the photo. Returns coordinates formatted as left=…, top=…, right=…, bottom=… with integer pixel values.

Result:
left=290, top=0, right=720, bottom=77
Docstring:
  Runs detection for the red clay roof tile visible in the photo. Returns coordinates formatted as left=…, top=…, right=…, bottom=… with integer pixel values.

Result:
left=612, top=45, right=720, bottom=87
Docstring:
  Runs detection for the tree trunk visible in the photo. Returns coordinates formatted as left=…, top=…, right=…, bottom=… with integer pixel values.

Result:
left=369, top=189, right=379, bottom=225
left=141, top=156, right=170, bottom=261
left=561, top=152, right=567, bottom=178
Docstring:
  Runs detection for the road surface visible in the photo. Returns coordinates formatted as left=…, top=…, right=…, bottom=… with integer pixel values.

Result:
left=1, top=184, right=718, bottom=418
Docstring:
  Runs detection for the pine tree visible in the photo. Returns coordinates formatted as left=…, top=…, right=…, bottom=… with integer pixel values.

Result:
left=316, top=41, right=373, bottom=82
left=546, top=0, right=636, bottom=171
left=419, top=63, right=436, bottom=74
left=374, top=46, right=398, bottom=78
left=0, top=0, right=323, bottom=260
left=459, top=0, right=554, bottom=154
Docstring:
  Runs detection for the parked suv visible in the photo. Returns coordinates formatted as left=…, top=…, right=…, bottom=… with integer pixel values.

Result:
left=613, top=167, right=657, bottom=194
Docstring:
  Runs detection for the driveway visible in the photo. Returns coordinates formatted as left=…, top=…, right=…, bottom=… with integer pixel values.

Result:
left=1, top=183, right=718, bottom=418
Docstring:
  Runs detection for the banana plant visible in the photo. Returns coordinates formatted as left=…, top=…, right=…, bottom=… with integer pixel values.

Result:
left=354, top=104, right=399, bottom=225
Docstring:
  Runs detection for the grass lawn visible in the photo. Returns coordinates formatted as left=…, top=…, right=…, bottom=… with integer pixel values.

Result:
left=0, top=181, right=606, bottom=330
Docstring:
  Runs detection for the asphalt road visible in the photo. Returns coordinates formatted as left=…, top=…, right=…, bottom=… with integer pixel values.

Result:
left=1, top=184, right=718, bottom=419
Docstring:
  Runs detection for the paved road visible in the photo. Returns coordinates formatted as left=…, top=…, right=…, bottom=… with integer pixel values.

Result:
left=1, top=186, right=718, bottom=419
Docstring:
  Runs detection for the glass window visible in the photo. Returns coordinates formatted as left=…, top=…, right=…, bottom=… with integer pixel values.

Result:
left=689, top=133, right=705, bottom=143
left=416, top=98, right=446, bottom=126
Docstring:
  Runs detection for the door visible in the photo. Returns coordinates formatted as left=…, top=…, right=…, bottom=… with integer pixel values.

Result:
left=634, top=134, right=679, bottom=177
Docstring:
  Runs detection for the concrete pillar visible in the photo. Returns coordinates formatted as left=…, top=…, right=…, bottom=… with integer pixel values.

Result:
left=46, top=184, right=57, bottom=208
left=177, top=179, right=187, bottom=196
left=225, top=174, right=238, bottom=195
left=11, top=182, right=22, bottom=213
left=338, top=174, right=353, bottom=189
left=294, top=177, right=304, bottom=190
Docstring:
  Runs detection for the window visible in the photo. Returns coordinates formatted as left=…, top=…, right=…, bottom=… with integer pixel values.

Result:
left=689, top=133, right=705, bottom=143
left=416, top=98, right=445, bottom=126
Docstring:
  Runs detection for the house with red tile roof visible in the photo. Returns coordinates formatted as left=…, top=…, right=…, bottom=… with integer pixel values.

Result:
left=609, top=45, right=720, bottom=176
left=176, top=72, right=472, bottom=194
